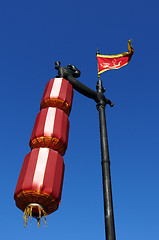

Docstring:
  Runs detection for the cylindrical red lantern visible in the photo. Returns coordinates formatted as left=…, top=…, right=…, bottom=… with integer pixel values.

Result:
left=14, top=148, right=64, bottom=226
left=40, top=78, right=73, bottom=116
left=14, top=78, right=73, bottom=227
left=29, top=107, right=69, bottom=156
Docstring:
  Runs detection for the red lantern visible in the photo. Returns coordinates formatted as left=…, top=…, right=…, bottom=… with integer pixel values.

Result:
left=29, top=107, right=69, bottom=156
left=40, top=78, right=73, bottom=116
left=14, top=148, right=64, bottom=226
left=14, top=78, right=73, bottom=227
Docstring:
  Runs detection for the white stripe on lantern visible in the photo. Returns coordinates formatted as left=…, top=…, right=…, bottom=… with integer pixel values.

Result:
left=44, top=107, right=56, bottom=136
left=32, top=148, right=49, bottom=189
left=50, top=78, right=62, bottom=98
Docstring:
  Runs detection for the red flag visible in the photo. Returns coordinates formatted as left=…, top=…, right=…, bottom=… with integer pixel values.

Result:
left=97, top=40, right=134, bottom=75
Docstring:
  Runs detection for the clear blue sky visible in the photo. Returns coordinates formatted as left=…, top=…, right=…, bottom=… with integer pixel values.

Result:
left=0, top=1, right=158, bottom=239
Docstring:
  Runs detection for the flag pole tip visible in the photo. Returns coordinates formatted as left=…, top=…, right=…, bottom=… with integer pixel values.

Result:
left=96, top=48, right=100, bottom=55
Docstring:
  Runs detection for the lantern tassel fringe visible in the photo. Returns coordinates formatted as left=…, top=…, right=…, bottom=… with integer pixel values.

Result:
left=23, top=204, right=47, bottom=228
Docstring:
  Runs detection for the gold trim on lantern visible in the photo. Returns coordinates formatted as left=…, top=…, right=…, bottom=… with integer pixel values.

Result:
left=40, top=98, right=71, bottom=116
left=29, top=136, right=66, bottom=156
left=14, top=190, right=59, bottom=216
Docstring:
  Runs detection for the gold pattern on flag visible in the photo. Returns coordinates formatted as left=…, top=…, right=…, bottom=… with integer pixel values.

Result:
left=100, top=59, right=122, bottom=69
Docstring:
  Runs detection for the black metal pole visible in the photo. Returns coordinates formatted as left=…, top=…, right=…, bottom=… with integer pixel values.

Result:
left=55, top=62, right=116, bottom=240
left=96, top=79, right=116, bottom=240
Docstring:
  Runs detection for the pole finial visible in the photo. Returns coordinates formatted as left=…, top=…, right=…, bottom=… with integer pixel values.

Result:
left=96, top=48, right=100, bottom=55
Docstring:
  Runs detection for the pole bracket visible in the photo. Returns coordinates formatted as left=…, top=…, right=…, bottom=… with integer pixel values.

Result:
left=54, top=61, right=114, bottom=108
